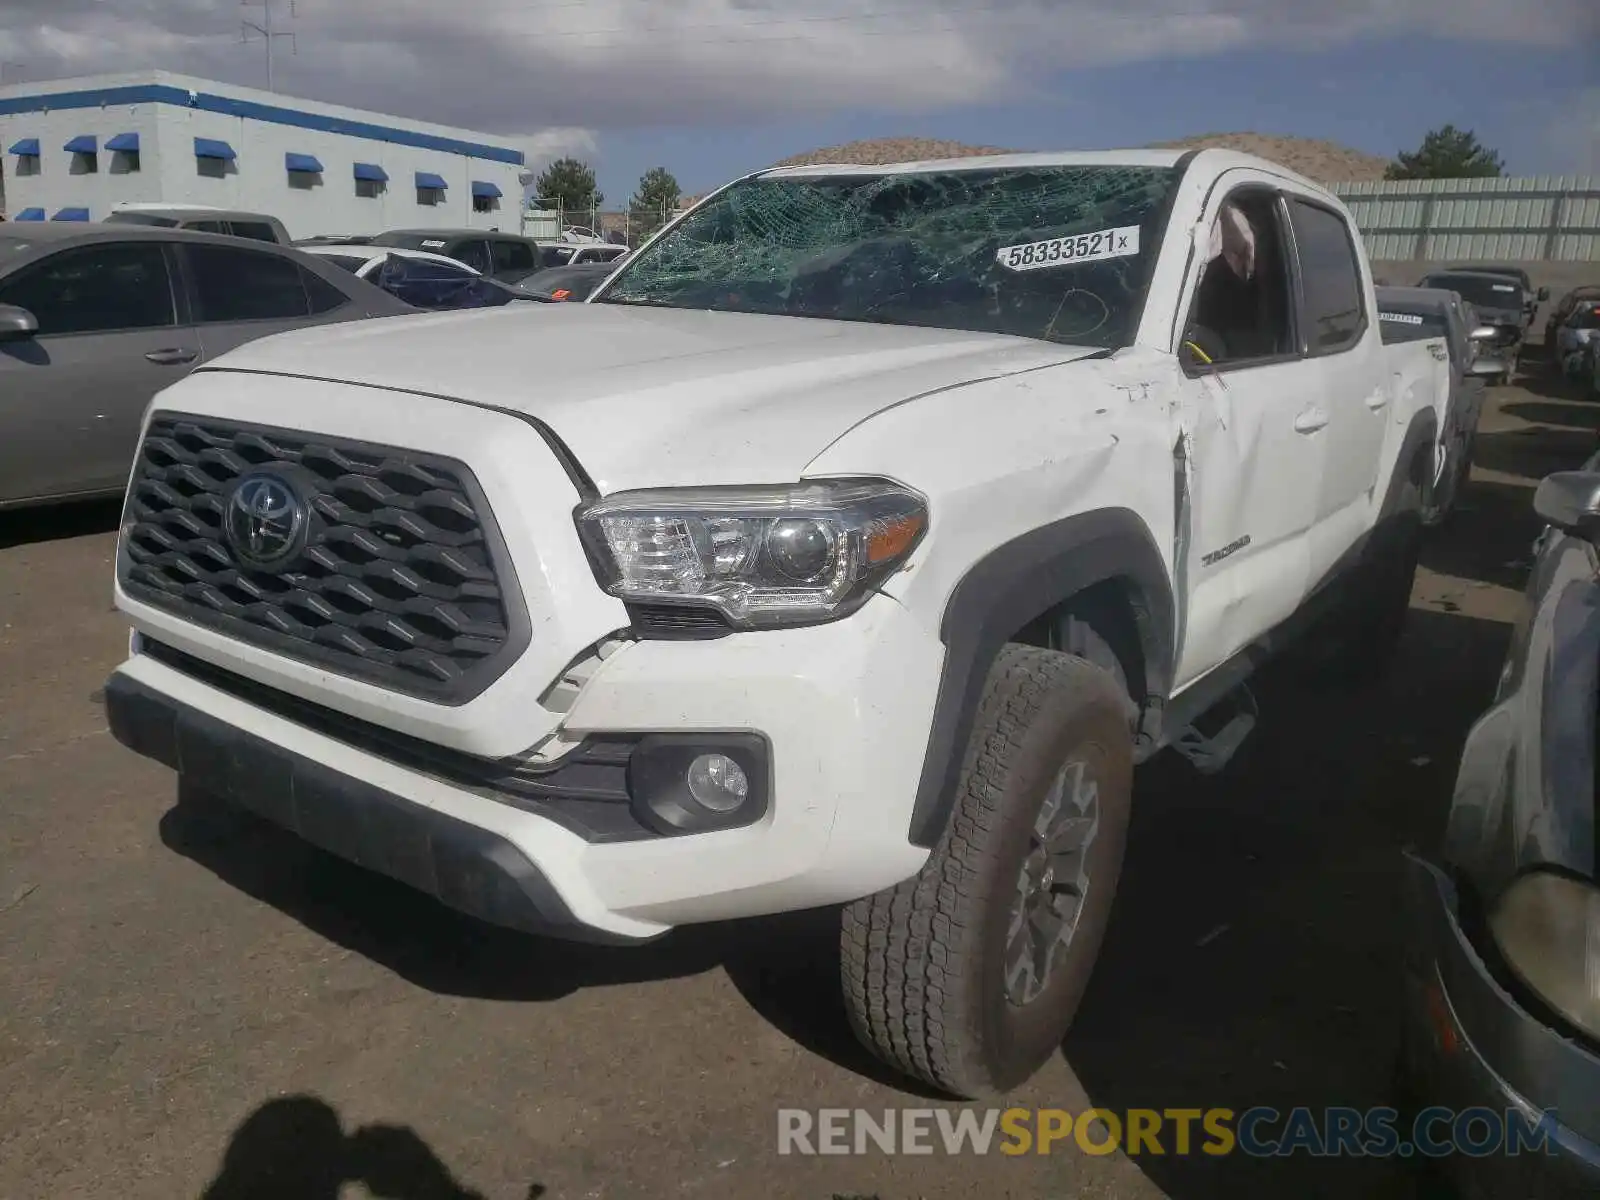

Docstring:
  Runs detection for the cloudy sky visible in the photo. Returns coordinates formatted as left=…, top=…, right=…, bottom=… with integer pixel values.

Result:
left=0, top=0, right=1595, bottom=201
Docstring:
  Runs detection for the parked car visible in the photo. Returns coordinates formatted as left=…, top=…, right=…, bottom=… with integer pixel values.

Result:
left=299, top=244, right=551, bottom=310
left=1553, top=300, right=1600, bottom=380
left=104, top=204, right=291, bottom=245
left=535, top=242, right=629, bottom=269
left=1444, top=264, right=1548, bottom=326
left=512, top=262, right=617, bottom=301
left=1376, top=285, right=1494, bottom=523
left=1546, top=285, right=1600, bottom=354
left=0, top=223, right=412, bottom=511
left=366, top=228, right=544, bottom=281
left=1419, top=269, right=1528, bottom=376
left=105, top=148, right=1444, bottom=1099
left=1401, top=459, right=1600, bottom=1198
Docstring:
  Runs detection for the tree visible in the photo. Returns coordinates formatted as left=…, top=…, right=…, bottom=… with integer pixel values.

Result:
left=628, top=167, right=683, bottom=239
left=534, top=157, right=602, bottom=215
left=1384, top=125, right=1505, bottom=181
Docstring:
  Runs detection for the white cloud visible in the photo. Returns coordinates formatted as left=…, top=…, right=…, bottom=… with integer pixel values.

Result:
left=0, top=0, right=1595, bottom=149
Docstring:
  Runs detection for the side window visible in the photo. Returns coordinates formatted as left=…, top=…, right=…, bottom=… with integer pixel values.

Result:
left=1181, top=189, right=1296, bottom=368
left=185, top=245, right=311, bottom=322
left=185, top=220, right=228, bottom=234
left=300, top=267, right=352, bottom=315
left=229, top=222, right=279, bottom=244
left=492, top=239, right=536, bottom=273
left=1287, top=199, right=1366, bottom=355
left=452, top=239, right=493, bottom=274
left=0, top=242, right=175, bottom=335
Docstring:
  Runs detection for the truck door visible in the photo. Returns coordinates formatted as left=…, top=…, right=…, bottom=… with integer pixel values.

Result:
left=1168, top=178, right=1322, bottom=686
left=1284, top=196, right=1389, bottom=592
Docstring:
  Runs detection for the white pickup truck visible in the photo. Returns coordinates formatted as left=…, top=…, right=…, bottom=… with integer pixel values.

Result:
left=105, top=149, right=1442, bottom=1098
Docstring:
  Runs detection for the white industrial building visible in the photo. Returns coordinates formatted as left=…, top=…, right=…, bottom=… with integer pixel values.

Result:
left=0, top=71, right=527, bottom=238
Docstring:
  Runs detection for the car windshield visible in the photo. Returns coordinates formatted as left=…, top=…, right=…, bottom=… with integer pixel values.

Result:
left=1451, top=266, right=1528, bottom=288
left=1570, top=305, right=1600, bottom=330
left=595, top=163, right=1185, bottom=348
left=1377, top=306, right=1450, bottom=343
left=1422, top=274, right=1524, bottom=311
left=371, top=232, right=457, bottom=252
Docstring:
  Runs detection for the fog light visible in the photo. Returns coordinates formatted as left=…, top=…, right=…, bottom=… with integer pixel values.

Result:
left=686, top=753, right=748, bottom=812
left=628, top=734, right=769, bottom=836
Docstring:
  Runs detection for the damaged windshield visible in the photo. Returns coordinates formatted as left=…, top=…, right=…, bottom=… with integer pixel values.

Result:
left=594, top=164, right=1183, bottom=348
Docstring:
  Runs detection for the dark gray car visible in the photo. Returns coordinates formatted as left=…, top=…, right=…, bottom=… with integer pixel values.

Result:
left=366, top=228, right=544, bottom=281
left=1419, top=270, right=1529, bottom=371
left=1401, top=460, right=1600, bottom=1197
left=1376, top=285, right=1495, bottom=523
left=0, top=224, right=412, bottom=511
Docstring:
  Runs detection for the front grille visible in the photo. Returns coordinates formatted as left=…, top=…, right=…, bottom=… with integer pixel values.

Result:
left=120, top=415, right=528, bottom=703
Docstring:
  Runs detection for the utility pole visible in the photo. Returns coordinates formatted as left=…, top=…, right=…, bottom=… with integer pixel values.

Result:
left=241, top=0, right=297, bottom=93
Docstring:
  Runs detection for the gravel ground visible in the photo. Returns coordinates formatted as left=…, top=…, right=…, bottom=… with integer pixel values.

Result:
left=0, top=351, right=1591, bottom=1200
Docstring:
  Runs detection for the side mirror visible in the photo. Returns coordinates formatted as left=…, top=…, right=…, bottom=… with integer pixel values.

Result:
left=1533, top=472, right=1600, bottom=542
left=1538, top=286, right=1551, bottom=302
left=0, top=303, right=38, bottom=342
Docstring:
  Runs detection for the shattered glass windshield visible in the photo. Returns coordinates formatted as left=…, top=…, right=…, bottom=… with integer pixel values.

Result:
left=594, top=164, right=1183, bottom=348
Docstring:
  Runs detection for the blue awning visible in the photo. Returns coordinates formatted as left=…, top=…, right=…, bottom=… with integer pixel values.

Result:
left=52, top=207, right=91, bottom=222
left=105, top=132, right=140, bottom=153
left=471, top=180, right=503, bottom=199
left=8, top=138, right=39, bottom=157
left=285, top=152, right=323, bottom=173
left=64, top=135, right=98, bottom=155
left=415, top=171, right=448, bottom=190
left=194, top=137, right=236, bottom=161
left=353, top=162, right=388, bottom=182
left=14, top=207, right=45, bottom=221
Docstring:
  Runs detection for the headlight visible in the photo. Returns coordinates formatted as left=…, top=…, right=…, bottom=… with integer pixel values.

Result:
left=1488, top=870, right=1600, bottom=1042
left=574, top=478, right=928, bottom=628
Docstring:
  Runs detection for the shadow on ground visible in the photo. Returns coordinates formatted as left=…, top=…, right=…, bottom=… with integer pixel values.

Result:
left=1064, top=605, right=1511, bottom=1200
left=198, top=1094, right=540, bottom=1200
left=0, top=496, right=121, bottom=551
left=158, top=797, right=938, bottom=1096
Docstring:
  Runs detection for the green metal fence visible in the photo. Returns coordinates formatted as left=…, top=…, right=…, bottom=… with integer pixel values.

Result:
left=1330, top=176, right=1600, bottom=262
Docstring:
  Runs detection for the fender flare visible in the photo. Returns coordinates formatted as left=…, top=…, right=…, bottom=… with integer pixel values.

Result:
left=906, top=507, right=1175, bottom=848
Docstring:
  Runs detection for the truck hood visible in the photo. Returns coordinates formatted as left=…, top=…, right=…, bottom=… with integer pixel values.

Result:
left=202, top=303, right=1104, bottom=492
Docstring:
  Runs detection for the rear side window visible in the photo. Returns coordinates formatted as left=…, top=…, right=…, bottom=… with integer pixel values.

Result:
left=185, top=244, right=311, bottom=322
left=1288, top=199, right=1366, bottom=355
left=185, top=220, right=228, bottom=234
left=301, top=267, right=352, bottom=315
left=492, top=239, right=536, bottom=272
left=229, top=221, right=279, bottom=244
left=0, top=242, right=176, bottom=334
left=452, top=239, right=493, bottom=273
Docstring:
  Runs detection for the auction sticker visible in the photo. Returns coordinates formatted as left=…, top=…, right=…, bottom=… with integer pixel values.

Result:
left=421, top=239, right=447, bottom=248
left=1379, top=312, right=1425, bottom=324
left=997, top=224, right=1140, bottom=271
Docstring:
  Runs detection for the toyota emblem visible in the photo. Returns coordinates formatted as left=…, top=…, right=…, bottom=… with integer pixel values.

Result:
left=223, top=472, right=307, bottom=569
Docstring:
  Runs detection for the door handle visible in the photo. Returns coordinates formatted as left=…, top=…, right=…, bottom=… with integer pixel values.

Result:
left=145, top=347, right=198, bottom=365
left=1293, top=407, right=1329, bottom=434
left=1364, top=389, right=1390, bottom=410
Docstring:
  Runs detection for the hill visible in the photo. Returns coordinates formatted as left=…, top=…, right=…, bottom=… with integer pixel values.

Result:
left=774, top=133, right=1389, bottom=184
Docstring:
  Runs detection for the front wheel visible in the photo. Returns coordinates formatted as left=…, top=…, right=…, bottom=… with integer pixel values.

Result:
left=841, top=644, right=1134, bottom=1098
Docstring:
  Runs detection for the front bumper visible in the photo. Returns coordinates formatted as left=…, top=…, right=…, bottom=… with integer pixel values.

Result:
left=1401, top=852, right=1600, bottom=1198
left=109, top=588, right=941, bottom=941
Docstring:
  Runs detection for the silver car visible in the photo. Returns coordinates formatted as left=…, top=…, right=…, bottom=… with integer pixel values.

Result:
left=0, top=223, right=413, bottom=511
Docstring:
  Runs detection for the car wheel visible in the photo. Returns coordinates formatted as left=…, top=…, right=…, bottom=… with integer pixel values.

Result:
left=841, top=644, right=1133, bottom=1098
